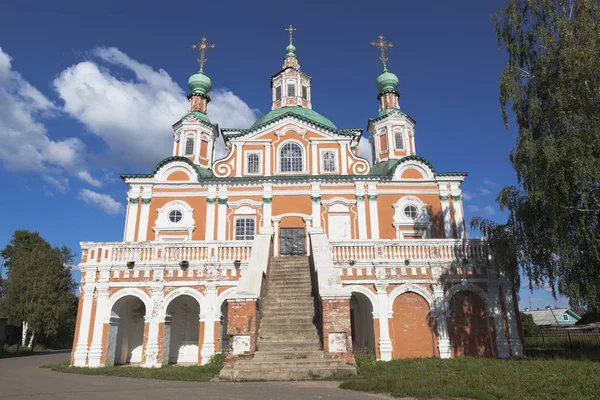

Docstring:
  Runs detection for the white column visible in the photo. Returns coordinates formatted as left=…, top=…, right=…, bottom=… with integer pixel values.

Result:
left=367, top=183, right=380, bottom=240
left=311, top=143, right=318, bottom=175
left=311, top=183, right=322, bottom=230
left=235, top=143, right=243, bottom=177
left=207, top=136, right=215, bottom=165
left=262, top=198, right=272, bottom=233
left=501, top=280, right=523, bottom=358
left=205, top=185, right=217, bottom=241
left=340, top=143, right=348, bottom=175
left=172, top=134, right=178, bottom=156
left=216, top=186, right=228, bottom=241
left=439, top=186, right=453, bottom=238
left=489, top=280, right=510, bottom=359
left=73, top=287, right=95, bottom=366
left=143, top=287, right=162, bottom=368
left=124, top=199, right=139, bottom=242
left=137, top=190, right=152, bottom=241
left=375, top=283, right=393, bottom=361
left=433, top=283, right=451, bottom=358
left=272, top=219, right=281, bottom=256
left=194, top=132, right=200, bottom=164
left=450, top=184, right=466, bottom=239
left=263, top=143, right=271, bottom=176
left=201, top=283, right=217, bottom=364
left=355, top=183, right=367, bottom=240
left=87, top=283, right=109, bottom=367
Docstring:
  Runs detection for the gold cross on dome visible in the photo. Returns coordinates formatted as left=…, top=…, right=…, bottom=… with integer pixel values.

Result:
left=285, top=24, right=296, bottom=44
left=191, top=37, right=215, bottom=72
left=371, top=35, right=394, bottom=70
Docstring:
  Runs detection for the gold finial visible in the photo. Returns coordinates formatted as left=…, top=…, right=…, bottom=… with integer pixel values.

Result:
left=371, top=35, right=394, bottom=71
left=191, top=37, right=215, bottom=72
left=285, top=24, right=296, bottom=44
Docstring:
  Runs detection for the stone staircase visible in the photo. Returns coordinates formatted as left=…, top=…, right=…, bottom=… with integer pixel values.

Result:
left=219, top=256, right=356, bottom=381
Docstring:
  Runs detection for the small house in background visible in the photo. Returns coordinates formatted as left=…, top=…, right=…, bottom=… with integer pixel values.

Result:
left=523, top=307, right=581, bottom=328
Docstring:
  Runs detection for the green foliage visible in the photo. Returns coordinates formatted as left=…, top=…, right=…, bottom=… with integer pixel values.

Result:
left=474, top=0, right=600, bottom=311
left=207, top=351, right=227, bottom=367
left=340, top=357, right=600, bottom=399
left=353, top=347, right=377, bottom=369
left=520, top=312, right=540, bottom=337
left=0, top=230, right=77, bottom=347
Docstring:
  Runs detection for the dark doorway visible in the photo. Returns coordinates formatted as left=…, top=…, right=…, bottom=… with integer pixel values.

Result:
left=279, top=228, right=306, bottom=256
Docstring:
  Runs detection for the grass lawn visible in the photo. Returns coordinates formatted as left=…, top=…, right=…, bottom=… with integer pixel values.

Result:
left=339, top=355, right=600, bottom=399
left=0, top=345, right=52, bottom=359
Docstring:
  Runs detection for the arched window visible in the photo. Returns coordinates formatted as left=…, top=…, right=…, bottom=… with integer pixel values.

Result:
left=394, top=130, right=404, bottom=150
left=280, top=142, right=303, bottom=172
left=185, top=138, right=195, bottom=155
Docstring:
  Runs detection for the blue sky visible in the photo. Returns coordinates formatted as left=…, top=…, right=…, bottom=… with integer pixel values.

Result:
left=0, top=0, right=567, bottom=310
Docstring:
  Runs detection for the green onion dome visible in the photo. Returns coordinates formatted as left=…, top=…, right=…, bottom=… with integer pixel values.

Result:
left=188, top=71, right=212, bottom=95
left=286, top=43, right=296, bottom=56
left=375, top=69, right=399, bottom=93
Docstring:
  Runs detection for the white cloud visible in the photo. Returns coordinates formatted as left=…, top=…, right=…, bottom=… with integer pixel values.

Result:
left=466, top=205, right=480, bottom=213
left=0, top=47, right=99, bottom=188
left=483, top=179, right=498, bottom=187
left=462, top=191, right=473, bottom=200
left=483, top=205, right=496, bottom=216
left=357, top=134, right=373, bottom=165
left=478, top=186, right=492, bottom=195
left=77, top=189, right=124, bottom=215
left=54, top=47, right=258, bottom=169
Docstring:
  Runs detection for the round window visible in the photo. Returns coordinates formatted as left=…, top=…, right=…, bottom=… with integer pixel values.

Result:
left=168, top=210, right=183, bottom=223
left=403, top=205, right=419, bottom=219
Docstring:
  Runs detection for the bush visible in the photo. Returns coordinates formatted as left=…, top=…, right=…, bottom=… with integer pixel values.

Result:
left=207, top=351, right=227, bottom=367
left=353, top=347, right=377, bottom=369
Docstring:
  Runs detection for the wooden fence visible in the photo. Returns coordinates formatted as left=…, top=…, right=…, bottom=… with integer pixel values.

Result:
left=524, top=329, right=600, bottom=348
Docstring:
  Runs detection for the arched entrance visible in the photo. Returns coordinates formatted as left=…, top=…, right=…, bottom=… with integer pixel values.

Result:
left=448, top=291, right=493, bottom=357
left=391, top=292, right=437, bottom=358
left=350, top=293, right=375, bottom=354
left=107, top=295, right=146, bottom=365
left=164, top=295, right=200, bottom=364
left=219, top=301, right=230, bottom=352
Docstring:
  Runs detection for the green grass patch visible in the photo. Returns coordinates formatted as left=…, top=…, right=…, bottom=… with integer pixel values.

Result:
left=43, top=352, right=227, bottom=382
left=339, top=356, right=600, bottom=399
left=0, top=344, right=52, bottom=359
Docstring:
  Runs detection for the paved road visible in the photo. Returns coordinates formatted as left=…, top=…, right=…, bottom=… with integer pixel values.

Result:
left=0, top=352, right=392, bottom=400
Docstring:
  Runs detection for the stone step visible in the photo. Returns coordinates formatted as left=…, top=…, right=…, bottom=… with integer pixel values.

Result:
left=219, top=365, right=356, bottom=381
left=267, top=282, right=312, bottom=289
left=253, top=351, right=326, bottom=360
left=259, top=319, right=317, bottom=329
left=260, top=308, right=315, bottom=316
left=234, top=358, right=344, bottom=369
left=261, top=305, right=314, bottom=313
left=257, top=341, right=321, bottom=352
left=262, top=297, right=314, bottom=305
left=259, top=326, right=318, bottom=336
left=268, top=275, right=311, bottom=281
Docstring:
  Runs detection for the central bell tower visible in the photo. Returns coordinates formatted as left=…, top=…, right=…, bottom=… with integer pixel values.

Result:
left=270, top=25, right=312, bottom=110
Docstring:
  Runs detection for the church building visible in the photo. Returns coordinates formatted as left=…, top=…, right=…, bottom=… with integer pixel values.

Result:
left=71, top=29, right=523, bottom=379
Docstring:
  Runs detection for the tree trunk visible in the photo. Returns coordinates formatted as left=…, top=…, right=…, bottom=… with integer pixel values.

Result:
left=21, top=321, right=28, bottom=347
left=28, top=330, right=35, bottom=349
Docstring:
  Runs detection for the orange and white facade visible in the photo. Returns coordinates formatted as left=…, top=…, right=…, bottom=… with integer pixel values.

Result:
left=72, top=38, right=523, bottom=368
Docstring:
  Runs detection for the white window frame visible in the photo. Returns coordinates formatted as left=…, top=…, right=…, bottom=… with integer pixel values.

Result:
left=320, top=149, right=338, bottom=173
left=234, top=216, right=256, bottom=241
left=301, top=85, right=308, bottom=100
left=287, top=83, right=296, bottom=97
left=394, top=129, right=404, bottom=150
left=244, top=150, right=262, bottom=175
left=184, top=137, right=195, bottom=156
left=278, top=140, right=306, bottom=174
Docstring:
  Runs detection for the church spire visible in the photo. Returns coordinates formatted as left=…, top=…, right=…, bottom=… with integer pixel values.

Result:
left=282, top=24, right=300, bottom=69
left=188, top=37, right=215, bottom=114
left=371, top=35, right=400, bottom=112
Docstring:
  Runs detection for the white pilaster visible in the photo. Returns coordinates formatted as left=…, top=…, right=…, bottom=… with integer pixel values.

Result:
left=235, top=143, right=243, bottom=177
left=200, top=283, right=218, bottom=364
left=143, top=287, right=163, bottom=368
left=73, top=287, right=95, bottom=366
left=124, top=200, right=139, bottom=242
left=137, top=189, right=152, bottom=241
left=489, top=280, right=510, bottom=359
left=450, top=184, right=466, bottom=239
left=272, top=219, right=281, bottom=256
left=355, top=183, right=368, bottom=240
left=205, top=185, right=217, bottom=241
left=375, top=283, right=392, bottom=361
left=340, top=143, right=348, bottom=175
left=311, top=143, right=318, bottom=175
left=367, top=183, right=380, bottom=240
left=216, top=186, right=228, bottom=241
left=87, top=281, right=109, bottom=367
left=311, top=183, right=322, bottom=230
left=262, top=184, right=273, bottom=233
left=194, top=132, right=200, bottom=164
left=439, top=186, right=453, bottom=239
left=433, top=283, right=451, bottom=358
left=264, top=143, right=271, bottom=176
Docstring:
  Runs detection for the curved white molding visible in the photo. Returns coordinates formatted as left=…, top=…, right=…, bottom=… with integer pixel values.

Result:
left=392, top=196, right=431, bottom=227
left=154, top=200, right=195, bottom=240
left=213, top=147, right=236, bottom=177
left=159, top=287, right=206, bottom=321
left=321, top=197, right=357, bottom=208
left=105, top=288, right=152, bottom=321
left=215, top=287, right=238, bottom=317
left=393, top=160, right=435, bottom=181
left=275, top=125, right=307, bottom=137
left=343, top=285, right=378, bottom=311
left=156, top=161, right=196, bottom=183
left=388, top=283, right=434, bottom=315
left=443, top=282, right=493, bottom=316
left=227, top=199, right=263, bottom=209
left=271, top=212, right=312, bottom=220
